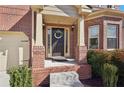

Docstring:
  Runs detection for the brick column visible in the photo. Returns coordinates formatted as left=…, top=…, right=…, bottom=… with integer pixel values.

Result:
left=75, top=46, right=87, bottom=65
left=32, top=12, right=44, bottom=68
left=32, top=11, right=46, bottom=86
left=32, top=46, right=45, bottom=69
left=75, top=16, right=92, bottom=79
left=77, top=64, right=91, bottom=80
left=75, top=17, right=87, bottom=64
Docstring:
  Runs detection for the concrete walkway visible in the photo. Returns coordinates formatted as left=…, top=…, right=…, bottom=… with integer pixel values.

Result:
left=0, top=71, right=10, bottom=87
left=50, top=71, right=84, bottom=87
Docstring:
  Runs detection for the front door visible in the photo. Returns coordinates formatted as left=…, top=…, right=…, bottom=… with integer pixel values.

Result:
left=46, top=27, right=70, bottom=58
left=52, top=28, right=64, bottom=56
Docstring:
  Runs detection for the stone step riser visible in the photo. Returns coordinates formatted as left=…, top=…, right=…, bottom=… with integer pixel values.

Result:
left=50, top=71, right=83, bottom=87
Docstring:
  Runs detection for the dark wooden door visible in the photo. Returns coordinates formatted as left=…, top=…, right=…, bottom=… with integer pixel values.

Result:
left=52, top=28, right=64, bottom=56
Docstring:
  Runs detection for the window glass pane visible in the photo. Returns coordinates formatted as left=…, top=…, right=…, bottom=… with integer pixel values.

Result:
left=107, top=38, right=117, bottom=49
left=89, top=25, right=99, bottom=38
left=107, top=24, right=118, bottom=49
left=107, top=25, right=117, bottom=38
left=89, top=25, right=99, bottom=49
left=89, top=38, right=98, bottom=49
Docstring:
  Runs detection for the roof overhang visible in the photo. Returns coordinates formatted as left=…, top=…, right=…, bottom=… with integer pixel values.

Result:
left=78, top=5, right=92, bottom=17
left=85, top=9, right=124, bottom=20
left=0, top=31, right=28, bottom=39
left=31, top=5, right=43, bottom=12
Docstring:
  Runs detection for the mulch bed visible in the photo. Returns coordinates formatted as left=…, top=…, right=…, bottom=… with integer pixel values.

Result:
left=80, top=77, right=103, bottom=87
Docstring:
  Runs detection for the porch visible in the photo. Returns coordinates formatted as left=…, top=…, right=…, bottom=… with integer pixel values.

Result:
left=44, top=57, right=76, bottom=68
left=31, top=5, right=91, bottom=86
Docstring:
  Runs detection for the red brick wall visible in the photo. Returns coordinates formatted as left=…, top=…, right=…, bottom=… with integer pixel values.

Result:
left=32, top=46, right=45, bottom=68
left=70, top=27, right=76, bottom=58
left=73, top=25, right=78, bottom=58
left=75, top=46, right=87, bottom=64
left=0, top=5, right=32, bottom=34
left=77, top=64, right=91, bottom=80
left=32, top=64, right=91, bottom=86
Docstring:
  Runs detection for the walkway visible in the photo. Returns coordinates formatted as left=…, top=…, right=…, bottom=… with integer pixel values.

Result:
left=0, top=71, right=10, bottom=87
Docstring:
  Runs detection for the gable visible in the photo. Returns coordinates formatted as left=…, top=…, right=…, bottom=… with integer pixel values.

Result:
left=42, top=5, right=80, bottom=18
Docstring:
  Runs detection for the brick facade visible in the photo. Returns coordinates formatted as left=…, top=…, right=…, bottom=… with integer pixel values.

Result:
left=32, top=46, right=45, bottom=86
left=32, top=46, right=45, bottom=68
left=75, top=46, right=87, bottom=64
left=77, top=64, right=91, bottom=80
left=32, top=64, right=91, bottom=86
left=0, top=5, right=92, bottom=87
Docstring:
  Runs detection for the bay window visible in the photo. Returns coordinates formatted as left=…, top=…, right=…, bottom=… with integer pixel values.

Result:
left=88, top=25, right=99, bottom=49
left=107, top=24, right=118, bottom=49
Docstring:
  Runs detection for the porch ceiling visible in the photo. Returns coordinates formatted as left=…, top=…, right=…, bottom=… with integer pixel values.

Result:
left=43, top=14, right=77, bottom=25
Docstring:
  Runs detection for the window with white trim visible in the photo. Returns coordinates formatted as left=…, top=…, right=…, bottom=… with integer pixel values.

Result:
left=88, top=25, right=99, bottom=49
left=107, top=24, right=118, bottom=49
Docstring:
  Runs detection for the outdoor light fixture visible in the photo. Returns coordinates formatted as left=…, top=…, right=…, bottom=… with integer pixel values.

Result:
left=72, top=25, right=75, bottom=28
left=71, top=25, right=75, bottom=31
left=42, top=23, right=45, bottom=26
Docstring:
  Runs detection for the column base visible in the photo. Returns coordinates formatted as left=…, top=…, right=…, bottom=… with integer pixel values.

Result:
left=77, top=64, right=92, bottom=80
left=32, top=46, right=46, bottom=86
left=75, top=46, right=87, bottom=65
left=32, top=68, right=49, bottom=86
left=32, top=46, right=45, bottom=69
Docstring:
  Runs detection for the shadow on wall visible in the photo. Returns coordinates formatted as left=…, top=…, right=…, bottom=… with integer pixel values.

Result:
left=0, top=32, right=29, bottom=71
left=9, top=10, right=32, bottom=39
left=39, top=75, right=50, bottom=87
left=9, top=9, right=32, bottom=66
left=0, top=6, right=32, bottom=70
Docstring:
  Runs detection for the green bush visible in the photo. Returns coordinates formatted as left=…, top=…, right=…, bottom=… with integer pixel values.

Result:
left=8, top=65, right=32, bottom=87
left=87, top=49, right=124, bottom=86
left=102, top=63, right=118, bottom=87
left=87, top=50, right=112, bottom=77
left=111, top=50, right=124, bottom=86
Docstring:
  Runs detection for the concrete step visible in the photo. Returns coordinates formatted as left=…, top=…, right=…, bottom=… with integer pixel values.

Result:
left=50, top=71, right=84, bottom=87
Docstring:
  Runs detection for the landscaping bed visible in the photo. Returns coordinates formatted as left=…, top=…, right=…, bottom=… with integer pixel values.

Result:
left=87, top=49, right=124, bottom=87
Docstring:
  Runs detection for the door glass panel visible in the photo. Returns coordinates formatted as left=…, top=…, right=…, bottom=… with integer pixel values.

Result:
left=48, top=29, right=51, bottom=54
left=52, top=28, right=64, bottom=56
left=66, top=30, right=68, bottom=53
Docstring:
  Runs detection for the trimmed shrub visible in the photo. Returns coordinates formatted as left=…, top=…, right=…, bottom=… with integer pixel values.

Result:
left=102, top=63, right=118, bottom=87
left=111, top=50, right=124, bottom=86
left=87, top=50, right=112, bottom=77
left=8, top=65, right=32, bottom=87
left=87, top=49, right=124, bottom=86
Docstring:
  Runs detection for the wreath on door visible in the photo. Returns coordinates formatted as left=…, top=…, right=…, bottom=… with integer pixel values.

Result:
left=54, top=30, right=63, bottom=39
